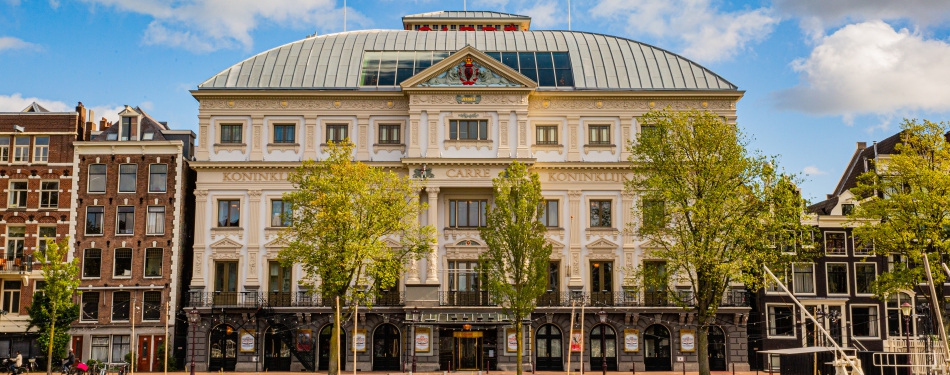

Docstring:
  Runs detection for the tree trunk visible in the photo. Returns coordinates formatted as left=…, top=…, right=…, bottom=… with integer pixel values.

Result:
left=330, top=307, right=340, bottom=375
left=516, top=320, right=523, bottom=375
left=46, top=304, right=56, bottom=375
left=697, top=324, right=710, bottom=375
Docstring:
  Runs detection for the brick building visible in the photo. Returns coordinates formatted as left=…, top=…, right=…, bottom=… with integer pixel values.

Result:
left=68, top=106, right=195, bottom=371
left=0, top=102, right=86, bottom=358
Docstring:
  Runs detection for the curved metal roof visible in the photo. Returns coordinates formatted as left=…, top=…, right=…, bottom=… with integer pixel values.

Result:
left=198, top=30, right=737, bottom=91
left=403, top=11, right=530, bottom=19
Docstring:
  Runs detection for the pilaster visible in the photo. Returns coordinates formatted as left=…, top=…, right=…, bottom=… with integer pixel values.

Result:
left=406, top=187, right=422, bottom=284
left=356, top=114, right=370, bottom=160
left=249, top=114, right=264, bottom=161
left=498, top=111, right=511, bottom=158
left=192, top=189, right=208, bottom=288
left=568, top=189, right=583, bottom=287
left=304, top=114, right=318, bottom=161
left=620, top=116, right=633, bottom=161
left=515, top=110, right=530, bottom=158
left=621, top=191, right=637, bottom=285
left=567, top=116, right=580, bottom=161
left=408, top=111, right=422, bottom=157
left=427, top=111, right=440, bottom=158
left=196, top=115, right=211, bottom=161
left=245, top=190, right=262, bottom=286
left=425, top=187, right=440, bottom=284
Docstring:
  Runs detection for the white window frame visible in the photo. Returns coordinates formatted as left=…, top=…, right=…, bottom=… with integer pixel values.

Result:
left=12, top=137, right=29, bottom=163
left=764, top=267, right=790, bottom=295
left=143, top=248, right=163, bottom=278
left=148, top=164, right=167, bottom=193
left=850, top=304, right=881, bottom=338
left=766, top=303, right=797, bottom=339
left=853, top=236, right=874, bottom=256
left=7, top=180, right=26, bottom=208
left=39, top=180, right=59, bottom=209
left=87, top=163, right=107, bottom=193
left=854, top=262, right=877, bottom=296
left=113, top=248, right=133, bottom=278
left=0, top=137, right=9, bottom=162
left=117, top=164, right=137, bottom=193
left=110, top=292, right=131, bottom=323
left=37, top=226, right=56, bottom=254
left=115, top=206, right=135, bottom=235
left=824, top=231, right=848, bottom=256
left=82, top=248, right=102, bottom=279
left=1, top=280, right=21, bottom=315
left=792, top=263, right=816, bottom=295
left=80, top=291, right=100, bottom=322
left=5, top=226, right=25, bottom=260
left=146, top=206, right=165, bottom=235
left=32, top=136, right=49, bottom=163
left=85, top=206, right=105, bottom=236
left=825, top=262, right=850, bottom=296
left=141, top=290, right=163, bottom=321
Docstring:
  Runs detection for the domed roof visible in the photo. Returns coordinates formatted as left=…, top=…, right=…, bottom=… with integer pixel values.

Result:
left=198, top=29, right=737, bottom=91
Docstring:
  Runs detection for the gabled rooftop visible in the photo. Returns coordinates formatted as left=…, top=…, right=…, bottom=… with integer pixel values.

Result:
left=21, top=102, right=49, bottom=113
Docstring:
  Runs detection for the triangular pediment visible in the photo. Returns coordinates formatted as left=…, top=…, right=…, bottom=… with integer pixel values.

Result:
left=383, top=238, right=402, bottom=248
left=545, top=238, right=565, bottom=249
left=588, top=238, right=619, bottom=249
left=400, top=45, right=538, bottom=89
left=210, top=237, right=243, bottom=249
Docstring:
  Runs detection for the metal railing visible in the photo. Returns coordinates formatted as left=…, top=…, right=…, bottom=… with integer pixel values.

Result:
left=0, top=256, right=31, bottom=273
left=441, top=291, right=492, bottom=306
left=188, top=291, right=262, bottom=308
left=533, top=289, right=750, bottom=308
left=265, top=291, right=405, bottom=308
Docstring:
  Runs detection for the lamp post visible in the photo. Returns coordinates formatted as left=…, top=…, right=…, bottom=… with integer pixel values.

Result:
left=411, top=309, right=419, bottom=374
left=597, top=310, right=607, bottom=375
left=188, top=308, right=201, bottom=375
left=901, top=302, right=913, bottom=371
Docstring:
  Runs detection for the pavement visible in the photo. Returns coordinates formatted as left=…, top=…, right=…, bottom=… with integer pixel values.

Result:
left=163, top=372, right=769, bottom=375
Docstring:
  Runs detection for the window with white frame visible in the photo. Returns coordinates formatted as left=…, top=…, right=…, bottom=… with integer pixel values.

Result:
left=116, top=206, right=134, bottom=235
left=768, top=305, right=795, bottom=337
left=540, top=200, right=558, bottom=227
left=851, top=305, right=879, bottom=337
left=1, top=281, right=20, bottom=315
left=112, top=292, right=131, bottom=321
left=12, top=137, right=28, bottom=162
left=33, top=136, right=49, bottom=162
left=826, top=263, right=848, bottom=294
left=888, top=254, right=906, bottom=272
left=39, top=180, right=58, bottom=208
left=90, top=336, right=109, bottom=361
left=88, top=164, right=106, bottom=193
left=0, top=137, right=9, bottom=162
left=118, top=164, right=137, bottom=193
left=536, top=126, right=558, bottom=145
left=792, top=263, right=815, bottom=294
left=142, top=291, right=162, bottom=321
left=854, top=236, right=873, bottom=256
left=449, top=120, right=488, bottom=141
left=111, top=335, right=130, bottom=362
left=81, top=292, right=100, bottom=322
left=887, top=292, right=914, bottom=337
left=7, top=181, right=26, bottom=208
left=5, top=226, right=24, bottom=260
left=148, top=164, right=167, bottom=193
left=83, top=249, right=101, bottom=278
left=86, top=206, right=104, bottom=235
left=38, top=226, right=56, bottom=255
left=147, top=206, right=165, bottom=235
left=824, top=232, right=847, bottom=255
left=448, top=199, right=487, bottom=227
left=114, top=248, right=132, bottom=277
left=855, top=263, right=876, bottom=294
left=144, top=248, right=162, bottom=277
left=119, top=117, right=133, bottom=141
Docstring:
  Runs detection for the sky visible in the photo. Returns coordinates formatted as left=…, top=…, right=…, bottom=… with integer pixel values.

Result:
left=2, top=0, right=950, bottom=202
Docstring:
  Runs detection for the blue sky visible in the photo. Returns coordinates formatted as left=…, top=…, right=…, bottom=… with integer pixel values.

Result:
left=2, top=0, right=950, bottom=202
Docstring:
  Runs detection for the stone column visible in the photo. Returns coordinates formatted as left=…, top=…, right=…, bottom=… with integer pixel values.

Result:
left=250, top=114, right=264, bottom=161
left=192, top=189, right=209, bottom=288
left=621, top=192, right=637, bottom=285
left=568, top=190, right=583, bottom=287
left=567, top=116, right=580, bottom=161
left=356, top=114, right=370, bottom=160
left=245, top=190, right=262, bottom=287
left=406, top=187, right=422, bottom=284
left=515, top=110, right=530, bottom=157
left=196, top=115, right=211, bottom=160
left=408, top=111, right=422, bottom=157
left=425, top=187, right=440, bottom=284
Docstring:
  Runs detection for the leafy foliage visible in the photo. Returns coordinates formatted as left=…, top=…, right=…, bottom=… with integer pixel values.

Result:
left=277, top=141, right=435, bottom=375
left=27, top=238, right=80, bottom=375
left=478, top=162, right=552, bottom=375
left=626, top=108, right=814, bottom=375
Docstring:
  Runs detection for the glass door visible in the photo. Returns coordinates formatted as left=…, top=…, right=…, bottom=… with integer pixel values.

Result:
left=590, top=261, right=613, bottom=305
left=268, top=261, right=292, bottom=307
left=457, top=337, right=480, bottom=370
left=214, top=261, right=238, bottom=305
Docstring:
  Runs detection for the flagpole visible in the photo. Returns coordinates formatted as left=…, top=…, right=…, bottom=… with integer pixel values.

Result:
left=464, top=0, right=467, bottom=11
left=568, top=0, right=572, bottom=30
left=343, top=0, right=347, bottom=32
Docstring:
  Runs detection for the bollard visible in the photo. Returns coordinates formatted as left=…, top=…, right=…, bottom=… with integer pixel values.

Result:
left=682, top=361, right=685, bottom=375
left=732, top=362, right=735, bottom=375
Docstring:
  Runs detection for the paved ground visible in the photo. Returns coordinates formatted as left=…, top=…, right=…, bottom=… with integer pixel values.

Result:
left=166, top=372, right=769, bottom=375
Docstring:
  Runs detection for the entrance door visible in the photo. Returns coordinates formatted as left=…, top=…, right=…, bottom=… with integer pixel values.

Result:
left=590, top=261, right=613, bottom=306
left=318, top=325, right=346, bottom=371
left=264, top=324, right=292, bottom=371
left=372, top=324, right=400, bottom=371
left=644, top=324, right=672, bottom=371
left=707, top=326, right=727, bottom=371
left=136, top=335, right=161, bottom=372
left=457, top=337, right=479, bottom=370
left=535, top=324, right=563, bottom=371
left=208, top=324, right=238, bottom=371
left=590, top=324, right=617, bottom=371
left=268, top=262, right=292, bottom=307
left=152, top=336, right=165, bottom=371
left=214, top=262, right=238, bottom=305
left=71, top=336, right=83, bottom=366
left=643, top=261, right=668, bottom=306
left=538, top=262, right=560, bottom=306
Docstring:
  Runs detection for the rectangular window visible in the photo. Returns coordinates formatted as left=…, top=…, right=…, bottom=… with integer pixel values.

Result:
left=86, top=206, right=104, bottom=235
left=0, top=137, right=9, bottom=162
left=38, top=226, right=56, bottom=255
left=2, top=281, right=20, bottom=315
left=824, top=232, right=847, bottom=255
left=540, top=200, right=559, bottom=227
left=83, top=249, right=101, bottom=278
left=768, top=305, right=795, bottom=337
left=854, top=236, right=873, bottom=255
left=271, top=200, right=292, bottom=227
left=118, top=164, right=136, bottom=193
left=116, top=206, right=134, bottom=235
left=5, top=226, right=24, bottom=260
left=81, top=292, right=99, bottom=322
left=447, top=261, right=481, bottom=292
left=147, top=206, right=165, bottom=235
left=144, top=248, right=162, bottom=277
left=88, top=164, right=107, bottom=193
left=327, top=124, right=348, bottom=143
left=590, top=200, right=612, bottom=227
left=841, top=204, right=855, bottom=216
left=792, top=263, right=815, bottom=294
left=642, top=200, right=666, bottom=229
left=448, top=199, right=488, bottom=227
left=33, top=136, right=49, bottom=162
left=142, top=291, right=162, bottom=321
left=148, top=164, right=167, bottom=192
left=640, top=125, right=660, bottom=142
left=40, top=180, right=59, bottom=208
left=220, top=124, right=243, bottom=144
left=273, top=124, right=296, bottom=143
left=826, top=263, right=848, bottom=294
left=90, top=336, right=109, bottom=362
left=12, top=137, right=29, bottom=162
left=120, top=117, right=132, bottom=141
left=855, top=263, right=876, bottom=294
left=217, top=200, right=241, bottom=227
left=449, top=120, right=489, bottom=140
left=114, top=248, right=133, bottom=277
left=851, top=306, right=879, bottom=337
left=536, top=126, right=558, bottom=145
left=378, top=124, right=401, bottom=144
left=111, top=335, right=130, bottom=362
left=588, top=125, right=611, bottom=145
left=8, top=181, right=26, bottom=208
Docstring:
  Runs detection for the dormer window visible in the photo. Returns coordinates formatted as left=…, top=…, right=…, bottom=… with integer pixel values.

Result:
left=120, top=117, right=134, bottom=141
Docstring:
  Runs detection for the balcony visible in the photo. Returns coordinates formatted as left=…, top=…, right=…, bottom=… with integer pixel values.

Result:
left=532, top=290, right=750, bottom=308
left=268, top=291, right=405, bottom=308
left=441, top=291, right=492, bottom=306
left=188, top=292, right=261, bottom=308
left=0, top=256, right=31, bottom=273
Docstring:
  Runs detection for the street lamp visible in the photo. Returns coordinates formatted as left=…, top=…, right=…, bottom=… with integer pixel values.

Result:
left=410, top=309, right=420, bottom=374
left=901, top=302, right=913, bottom=369
left=597, top=310, right=607, bottom=375
left=188, top=308, right=201, bottom=375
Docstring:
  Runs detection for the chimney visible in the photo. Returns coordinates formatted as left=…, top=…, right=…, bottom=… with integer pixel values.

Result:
left=856, top=142, right=866, bottom=150
left=100, top=117, right=111, bottom=130
left=826, top=194, right=833, bottom=200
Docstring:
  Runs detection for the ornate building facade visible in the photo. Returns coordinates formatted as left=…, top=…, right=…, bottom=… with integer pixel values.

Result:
left=186, top=11, right=748, bottom=373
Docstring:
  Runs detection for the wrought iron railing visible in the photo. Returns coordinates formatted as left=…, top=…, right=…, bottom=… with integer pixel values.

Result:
left=441, top=291, right=492, bottom=306
left=188, top=291, right=261, bottom=308
left=0, top=256, right=31, bottom=273
left=532, top=289, right=750, bottom=308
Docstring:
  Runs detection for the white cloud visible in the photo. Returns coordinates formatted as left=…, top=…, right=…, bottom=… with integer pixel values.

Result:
left=774, top=0, right=950, bottom=29
left=81, top=0, right=371, bottom=52
left=516, top=1, right=558, bottom=29
left=0, top=93, right=140, bottom=124
left=0, top=36, right=38, bottom=53
left=773, top=21, right=950, bottom=118
left=589, top=0, right=779, bottom=62
left=803, top=165, right=829, bottom=175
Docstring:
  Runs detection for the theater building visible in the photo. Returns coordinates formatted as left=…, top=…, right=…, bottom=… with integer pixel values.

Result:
left=186, top=10, right=748, bottom=372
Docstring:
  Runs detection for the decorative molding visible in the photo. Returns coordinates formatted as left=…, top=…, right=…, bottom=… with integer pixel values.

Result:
left=267, top=143, right=301, bottom=153
left=586, top=228, right=620, bottom=241
left=264, top=227, right=283, bottom=242
left=587, top=238, right=619, bottom=259
left=445, top=238, right=486, bottom=260
left=531, top=144, right=564, bottom=155
left=210, top=237, right=243, bottom=249
left=411, top=94, right=526, bottom=106
left=545, top=227, right=565, bottom=241
left=419, top=57, right=521, bottom=87
left=200, top=99, right=410, bottom=111
left=211, top=227, right=244, bottom=241
left=528, top=98, right=735, bottom=111
left=213, top=143, right=247, bottom=152
left=443, top=139, right=493, bottom=151
left=567, top=190, right=583, bottom=199
left=374, top=144, right=407, bottom=153
left=584, top=144, right=617, bottom=155
left=443, top=228, right=481, bottom=241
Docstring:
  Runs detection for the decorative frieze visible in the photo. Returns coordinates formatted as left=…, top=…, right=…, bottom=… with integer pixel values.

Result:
left=529, top=98, right=735, bottom=111
left=200, top=99, right=410, bottom=110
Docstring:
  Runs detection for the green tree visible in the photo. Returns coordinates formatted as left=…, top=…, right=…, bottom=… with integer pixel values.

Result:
left=277, top=141, right=435, bottom=375
left=26, top=238, right=80, bottom=375
left=849, top=119, right=950, bottom=304
left=478, top=162, right=552, bottom=375
left=626, top=108, right=813, bottom=375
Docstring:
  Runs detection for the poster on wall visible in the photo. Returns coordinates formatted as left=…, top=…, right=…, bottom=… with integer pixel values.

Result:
left=415, top=327, right=431, bottom=353
left=506, top=328, right=518, bottom=352
left=623, top=329, right=639, bottom=352
left=680, top=329, right=696, bottom=353
left=239, top=330, right=256, bottom=353
left=570, top=329, right=582, bottom=352
left=297, top=329, right=313, bottom=352
left=354, top=329, right=367, bottom=352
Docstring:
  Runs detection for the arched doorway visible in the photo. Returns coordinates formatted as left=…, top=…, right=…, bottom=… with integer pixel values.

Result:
left=372, top=324, right=400, bottom=371
left=535, top=324, right=563, bottom=371
left=264, top=324, right=292, bottom=371
left=208, top=324, right=238, bottom=372
left=644, top=324, right=671, bottom=371
left=590, top=324, right=617, bottom=371
left=706, top=326, right=727, bottom=371
left=318, top=325, right=346, bottom=371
